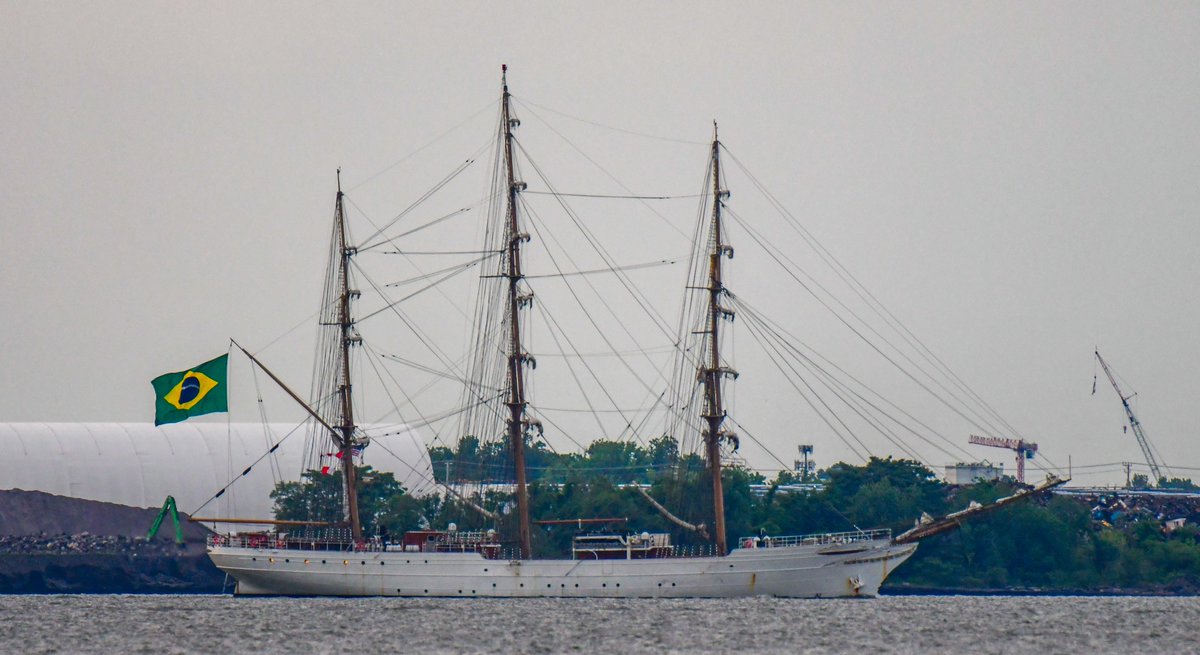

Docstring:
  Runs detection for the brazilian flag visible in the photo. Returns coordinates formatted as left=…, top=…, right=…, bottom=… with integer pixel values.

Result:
left=151, top=354, right=229, bottom=426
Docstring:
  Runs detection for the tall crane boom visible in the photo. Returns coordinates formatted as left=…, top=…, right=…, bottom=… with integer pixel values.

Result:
left=1094, top=349, right=1165, bottom=484
left=968, top=434, right=1038, bottom=484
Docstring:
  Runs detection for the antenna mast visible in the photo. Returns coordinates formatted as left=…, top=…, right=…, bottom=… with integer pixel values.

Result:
left=335, top=169, right=363, bottom=542
left=1095, top=349, right=1165, bottom=484
left=501, top=65, right=533, bottom=558
left=700, top=124, right=736, bottom=555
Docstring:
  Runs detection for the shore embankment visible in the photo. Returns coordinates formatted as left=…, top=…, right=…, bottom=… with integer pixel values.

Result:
left=0, top=489, right=224, bottom=593
left=884, top=583, right=1200, bottom=597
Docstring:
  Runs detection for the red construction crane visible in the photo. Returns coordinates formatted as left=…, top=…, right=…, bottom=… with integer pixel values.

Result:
left=969, top=434, right=1038, bottom=484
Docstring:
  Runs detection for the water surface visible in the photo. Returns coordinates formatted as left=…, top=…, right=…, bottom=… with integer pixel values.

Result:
left=0, top=595, right=1193, bottom=653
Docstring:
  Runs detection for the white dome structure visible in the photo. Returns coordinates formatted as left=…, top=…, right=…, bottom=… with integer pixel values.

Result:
left=0, top=423, right=435, bottom=524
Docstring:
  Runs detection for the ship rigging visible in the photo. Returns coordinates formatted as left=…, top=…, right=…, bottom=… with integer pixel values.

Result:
left=200, top=67, right=1065, bottom=597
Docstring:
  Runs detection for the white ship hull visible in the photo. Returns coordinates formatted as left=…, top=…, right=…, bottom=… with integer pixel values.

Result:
left=209, top=537, right=916, bottom=599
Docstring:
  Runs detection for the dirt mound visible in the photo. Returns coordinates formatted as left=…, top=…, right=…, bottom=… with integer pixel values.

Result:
left=0, top=489, right=211, bottom=541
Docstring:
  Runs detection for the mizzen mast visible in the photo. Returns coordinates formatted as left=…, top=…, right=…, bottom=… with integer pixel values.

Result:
left=500, top=65, right=534, bottom=558
left=334, top=169, right=364, bottom=543
left=700, top=124, right=736, bottom=555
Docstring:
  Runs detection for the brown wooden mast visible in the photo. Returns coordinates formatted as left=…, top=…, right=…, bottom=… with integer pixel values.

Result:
left=701, top=124, right=734, bottom=555
left=334, top=169, right=364, bottom=543
left=500, top=65, right=533, bottom=558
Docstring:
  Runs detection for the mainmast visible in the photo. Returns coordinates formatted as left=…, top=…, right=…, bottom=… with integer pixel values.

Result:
left=334, top=170, right=364, bottom=542
left=700, top=124, right=735, bottom=555
left=501, top=65, right=533, bottom=558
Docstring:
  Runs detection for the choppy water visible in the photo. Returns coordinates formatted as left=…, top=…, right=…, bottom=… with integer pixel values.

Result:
left=0, top=595, right=1195, bottom=654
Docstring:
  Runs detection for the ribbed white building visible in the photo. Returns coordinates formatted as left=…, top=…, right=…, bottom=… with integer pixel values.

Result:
left=0, top=423, right=435, bottom=524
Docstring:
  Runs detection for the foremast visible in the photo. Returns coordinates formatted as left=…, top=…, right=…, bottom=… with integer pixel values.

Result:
left=334, top=170, right=364, bottom=542
left=501, top=65, right=534, bottom=559
left=700, top=124, right=735, bottom=555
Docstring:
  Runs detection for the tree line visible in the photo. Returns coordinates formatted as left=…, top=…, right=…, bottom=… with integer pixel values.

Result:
left=272, top=437, right=1200, bottom=592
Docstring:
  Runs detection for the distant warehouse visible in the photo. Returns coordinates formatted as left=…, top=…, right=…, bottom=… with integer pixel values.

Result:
left=945, top=461, right=1004, bottom=485
left=0, top=423, right=435, bottom=521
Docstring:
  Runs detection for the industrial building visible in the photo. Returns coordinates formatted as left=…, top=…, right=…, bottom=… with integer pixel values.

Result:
left=0, top=423, right=435, bottom=526
left=945, top=461, right=1004, bottom=485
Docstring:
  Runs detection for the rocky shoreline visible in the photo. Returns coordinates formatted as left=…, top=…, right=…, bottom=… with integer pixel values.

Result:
left=0, top=549, right=224, bottom=594
left=0, top=490, right=225, bottom=594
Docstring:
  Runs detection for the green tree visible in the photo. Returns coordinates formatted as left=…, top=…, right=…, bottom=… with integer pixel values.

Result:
left=272, top=465, right=424, bottom=537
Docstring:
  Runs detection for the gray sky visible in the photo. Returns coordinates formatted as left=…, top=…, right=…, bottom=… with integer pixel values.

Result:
left=2, top=2, right=1198, bottom=487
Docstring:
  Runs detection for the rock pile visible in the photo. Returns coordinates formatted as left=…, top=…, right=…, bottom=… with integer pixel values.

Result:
left=0, top=488, right=211, bottom=541
left=0, top=533, right=201, bottom=555
left=0, top=490, right=222, bottom=593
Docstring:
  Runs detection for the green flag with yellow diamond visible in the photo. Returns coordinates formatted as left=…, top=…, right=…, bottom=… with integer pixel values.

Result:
left=151, top=354, right=229, bottom=426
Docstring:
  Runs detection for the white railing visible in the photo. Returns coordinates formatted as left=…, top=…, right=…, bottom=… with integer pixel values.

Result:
left=208, top=534, right=376, bottom=552
left=736, top=528, right=891, bottom=549
left=211, top=528, right=893, bottom=555
left=207, top=534, right=502, bottom=555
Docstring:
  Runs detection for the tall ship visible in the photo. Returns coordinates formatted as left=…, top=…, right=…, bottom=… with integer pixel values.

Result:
left=204, top=68, right=1051, bottom=597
